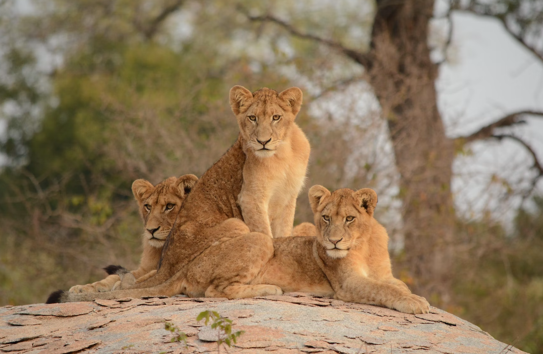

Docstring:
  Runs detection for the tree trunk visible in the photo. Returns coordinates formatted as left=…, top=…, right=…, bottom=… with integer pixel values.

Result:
left=367, top=0, right=455, bottom=302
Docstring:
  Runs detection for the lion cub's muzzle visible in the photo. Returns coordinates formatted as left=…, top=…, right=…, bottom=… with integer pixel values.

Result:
left=252, top=138, right=278, bottom=157
left=145, top=229, right=170, bottom=247
left=257, top=138, right=272, bottom=148
left=323, top=231, right=350, bottom=258
left=255, top=138, right=276, bottom=151
left=326, top=240, right=348, bottom=251
left=329, top=238, right=343, bottom=247
left=323, top=226, right=349, bottom=250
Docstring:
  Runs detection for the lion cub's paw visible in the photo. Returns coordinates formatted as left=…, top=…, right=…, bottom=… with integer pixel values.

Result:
left=94, top=282, right=113, bottom=292
left=259, top=285, right=283, bottom=296
left=392, top=294, right=430, bottom=314
left=68, top=284, right=85, bottom=293
left=69, top=284, right=97, bottom=294
left=112, top=280, right=121, bottom=291
left=118, top=273, right=136, bottom=289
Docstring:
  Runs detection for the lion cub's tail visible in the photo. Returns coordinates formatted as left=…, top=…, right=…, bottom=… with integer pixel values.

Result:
left=46, top=286, right=172, bottom=303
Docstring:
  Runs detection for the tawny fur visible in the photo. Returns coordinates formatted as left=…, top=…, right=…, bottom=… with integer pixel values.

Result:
left=53, top=86, right=308, bottom=303
left=251, top=186, right=430, bottom=314
left=68, top=175, right=198, bottom=294
left=231, top=86, right=310, bottom=238
left=292, top=222, right=318, bottom=236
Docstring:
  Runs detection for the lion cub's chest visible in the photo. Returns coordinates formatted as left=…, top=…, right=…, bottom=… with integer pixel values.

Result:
left=320, top=245, right=371, bottom=282
left=267, top=160, right=305, bottom=212
left=238, top=151, right=307, bottom=237
left=243, top=153, right=305, bottom=208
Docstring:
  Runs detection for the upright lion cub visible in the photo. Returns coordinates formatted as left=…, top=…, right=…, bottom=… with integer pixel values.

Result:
left=230, top=86, right=310, bottom=238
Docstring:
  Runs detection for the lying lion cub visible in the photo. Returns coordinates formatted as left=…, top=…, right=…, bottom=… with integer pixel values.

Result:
left=253, top=186, right=430, bottom=314
left=68, top=174, right=198, bottom=294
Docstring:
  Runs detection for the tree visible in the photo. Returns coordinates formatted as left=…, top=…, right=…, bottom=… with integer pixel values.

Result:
left=243, top=0, right=543, bottom=301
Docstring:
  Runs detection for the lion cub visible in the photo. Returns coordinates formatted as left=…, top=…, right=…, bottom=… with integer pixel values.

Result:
left=254, top=186, right=430, bottom=314
left=69, top=174, right=198, bottom=294
left=230, top=86, right=310, bottom=238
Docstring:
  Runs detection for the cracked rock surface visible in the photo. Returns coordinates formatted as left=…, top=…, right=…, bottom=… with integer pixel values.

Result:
left=0, top=293, right=524, bottom=353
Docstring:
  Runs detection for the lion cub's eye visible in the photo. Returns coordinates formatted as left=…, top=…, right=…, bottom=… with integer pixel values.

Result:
left=272, top=115, right=281, bottom=121
left=322, top=215, right=330, bottom=222
left=144, top=204, right=151, bottom=211
left=248, top=115, right=257, bottom=122
left=346, top=216, right=355, bottom=222
left=165, top=203, right=175, bottom=210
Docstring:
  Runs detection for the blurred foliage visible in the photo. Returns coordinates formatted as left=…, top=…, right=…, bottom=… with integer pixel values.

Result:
left=450, top=196, right=543, bottom=353
left=0, top=1, right=542, bottom=353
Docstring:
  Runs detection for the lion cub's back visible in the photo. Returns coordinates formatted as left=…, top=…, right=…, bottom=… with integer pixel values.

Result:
left=254, top=236, right=334, bottom=297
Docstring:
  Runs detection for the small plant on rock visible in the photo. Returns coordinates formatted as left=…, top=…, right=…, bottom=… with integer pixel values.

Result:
left=164, top=321, right=187, bottom=345
left=197, top=310, right=245, bottom=352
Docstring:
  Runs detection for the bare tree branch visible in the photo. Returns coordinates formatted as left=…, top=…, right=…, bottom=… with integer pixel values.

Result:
left=434, top=1, right=454, bottom=65
left=134, top=0, right=186, bottom=40
left=492, top=134, right=543, bottom=197
left=310, top=77, right=363, bottom=100
left=452, top=2, right=543, bottom=63
left=238, top=6, right=372, bottom=68
left=457, top=111, right=543, bottom=143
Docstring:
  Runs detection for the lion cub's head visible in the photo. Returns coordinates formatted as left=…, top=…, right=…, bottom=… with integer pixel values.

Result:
left=132, top=174, right=198, bottom=248
left=308, top=185, right=378, bottom=259
left=229, top=85, right=303, bottom=158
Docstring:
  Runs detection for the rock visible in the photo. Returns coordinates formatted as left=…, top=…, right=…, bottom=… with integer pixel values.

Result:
left=6, top=318, right=42, bottom=327
left=15, top=303, right=94, bottom=317
left=0, top=293, right=525, bottom=353
left=197, top=325, right=228, bottom=342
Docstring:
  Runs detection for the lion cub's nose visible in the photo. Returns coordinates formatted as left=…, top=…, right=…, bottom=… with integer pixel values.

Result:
left=147, top=227, right=160, bottom=235
left=257, top=138, right=271, bottom=146
left=330, top=238, right=343, bottom=245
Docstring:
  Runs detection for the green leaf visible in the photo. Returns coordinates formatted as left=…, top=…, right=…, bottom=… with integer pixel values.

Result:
left=196, top=310, right=208, bottom=322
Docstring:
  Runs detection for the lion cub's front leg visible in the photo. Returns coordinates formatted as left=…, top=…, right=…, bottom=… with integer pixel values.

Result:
left=69, top=274, right=120, bottom=294
left=336, top=276, right=430, bottom=314
left=270, top=198, right=297, bottom=237
left=238, top=185, right=273, bottom=237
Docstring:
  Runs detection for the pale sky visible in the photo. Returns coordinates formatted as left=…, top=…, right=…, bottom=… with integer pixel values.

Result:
left=438, top=12, right=543, bottom=223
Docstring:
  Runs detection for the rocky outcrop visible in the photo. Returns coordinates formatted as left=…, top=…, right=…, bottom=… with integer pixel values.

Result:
left=0, top=293, right=524, bottom=353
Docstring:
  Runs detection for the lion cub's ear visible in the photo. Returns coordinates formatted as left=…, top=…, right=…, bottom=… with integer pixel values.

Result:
left=308, top=185, right=331, bottom=213
left=353, top=188, right=378, bottom=217
left=229, top=85, right=253, bottom=115
left=175, top=174, right=199, bottom=197
left=132, top=179, right=154, bottom=204
left=278, top=87, right=303, bottom=115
